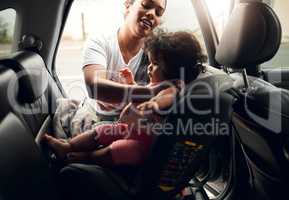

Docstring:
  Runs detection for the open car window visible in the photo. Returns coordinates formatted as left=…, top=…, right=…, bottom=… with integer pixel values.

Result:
left=55, top=0, right=207, bottom=99
left=0, top=8, right=16, bottom=57
left=261, top=0, right=289, bottom=69
left=204, top=0, right=232, bottom=39
left=160, top=0, right=207, bottom=55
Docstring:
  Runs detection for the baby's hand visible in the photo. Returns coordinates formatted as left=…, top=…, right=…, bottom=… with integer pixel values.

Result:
left=119, top=67, right=136, bottom=85
left=137, top=100, right=159, bottom=114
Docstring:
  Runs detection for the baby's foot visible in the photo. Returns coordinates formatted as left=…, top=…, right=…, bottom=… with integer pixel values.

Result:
left=43, top=134, right=71, bottom=160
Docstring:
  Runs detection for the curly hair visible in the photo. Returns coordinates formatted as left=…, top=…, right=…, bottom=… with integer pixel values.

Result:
left=144, top=30, right=207, bottom=83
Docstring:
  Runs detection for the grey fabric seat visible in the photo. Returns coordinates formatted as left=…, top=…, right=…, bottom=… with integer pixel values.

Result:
left=0, top=51, right=64, bottom=200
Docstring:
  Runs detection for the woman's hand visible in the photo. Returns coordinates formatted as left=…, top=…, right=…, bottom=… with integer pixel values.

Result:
left=119, top=67, right=136, bottom=85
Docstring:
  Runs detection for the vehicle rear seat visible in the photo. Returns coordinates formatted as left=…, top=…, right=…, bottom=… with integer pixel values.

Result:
left=0, top=51, right=63, bottom=200
left=0, top=112, right=60, bottom=200
left=0, top=64, right=15, bottom=120
left=58, top=68, right=236, bottom=200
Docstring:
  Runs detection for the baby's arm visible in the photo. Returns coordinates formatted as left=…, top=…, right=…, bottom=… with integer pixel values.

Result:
left=137, top=86, right=178, bottom=112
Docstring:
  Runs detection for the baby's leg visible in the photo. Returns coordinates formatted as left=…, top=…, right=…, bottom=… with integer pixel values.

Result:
left=69, top=129, right=99, bottom=152
left=45, top=123, right=129, bottom=160
left=66, top=147, right=113, bottom=166
left=44, top=134, right=71, bottom=159
left=44, top=129, right=98, bottom=159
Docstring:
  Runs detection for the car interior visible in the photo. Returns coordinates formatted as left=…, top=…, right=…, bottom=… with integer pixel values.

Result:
left=0, top=0, right=288, bottom=200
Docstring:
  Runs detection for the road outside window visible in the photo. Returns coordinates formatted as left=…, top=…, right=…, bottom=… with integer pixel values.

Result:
left=0, top=9, right=16, bottom=57
left=262, top=0, right=289, bottom=69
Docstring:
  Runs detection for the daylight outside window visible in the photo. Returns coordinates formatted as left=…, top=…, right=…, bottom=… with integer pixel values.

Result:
left=0, top=9, right=16, bottom=57
left=205, top=0, right=231, bottom=38
left=56, top=0, right=123, bottom=99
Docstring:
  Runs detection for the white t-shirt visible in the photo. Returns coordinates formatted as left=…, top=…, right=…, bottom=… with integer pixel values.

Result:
left=82, top=29, right=144, bottom=116
left=83, top=29, right=144, bottom=82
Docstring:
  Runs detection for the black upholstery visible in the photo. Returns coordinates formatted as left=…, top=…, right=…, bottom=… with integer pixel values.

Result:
left=0, top=50, right=64, bottom=199
left=0, top=51, right=62, bottom=135
left=0, top=51, right=49, bottom=103
left=215, top=1, right=288, bottom=199
left=0, top=113, right=59, bottom=200
left=59, top=164, right=132, bottom=200
left=231, top=86, right=289, bottom=199
left=215, top=2, right=281, bottom=69
left=0, top=65, right=15, bottom=120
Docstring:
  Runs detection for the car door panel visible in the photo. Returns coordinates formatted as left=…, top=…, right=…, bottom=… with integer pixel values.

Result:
left=262, top=69, right=289, bottom=90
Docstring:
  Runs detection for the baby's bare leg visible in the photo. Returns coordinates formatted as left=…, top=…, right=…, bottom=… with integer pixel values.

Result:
left=69, top=129, right=99, bottom=152
left=44, top=134, right=71, bottom=159
left=44, top=129, right=99, bottom=160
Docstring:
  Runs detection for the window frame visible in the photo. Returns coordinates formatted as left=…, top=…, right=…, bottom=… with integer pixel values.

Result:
left=51, top=0, right=74, bottom=97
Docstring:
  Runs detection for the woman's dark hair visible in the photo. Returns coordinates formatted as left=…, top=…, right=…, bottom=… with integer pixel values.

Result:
left=144, top=30, right=207, bottom=83
left=129, top=0, right=167, bottom=9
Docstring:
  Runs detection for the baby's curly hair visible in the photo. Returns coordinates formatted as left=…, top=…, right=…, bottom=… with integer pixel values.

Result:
left=144, top=30, right=207, bottom=83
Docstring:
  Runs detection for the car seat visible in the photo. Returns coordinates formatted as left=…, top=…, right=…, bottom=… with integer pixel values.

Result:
left=215, top=1, right=289, bottom=199
left=57, top=70, right=235, bottom=200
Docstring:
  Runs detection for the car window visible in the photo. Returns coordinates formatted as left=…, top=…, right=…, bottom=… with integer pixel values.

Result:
left=204, top=0, right=232, bottom=38
left=160, top=0, right=207, bottom=55
left=0, top=9, right=16, bottom=57
left=261, top=0, right=289, bottom=69
left=55, top=0, right=207, bottom=99
left=55, top=0, right=123, bottom=99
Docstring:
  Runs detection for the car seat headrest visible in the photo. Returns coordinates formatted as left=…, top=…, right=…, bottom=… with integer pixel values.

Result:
left=215, top=2, right=281, bottom=69
left=0, top=51, right=49, bottom=103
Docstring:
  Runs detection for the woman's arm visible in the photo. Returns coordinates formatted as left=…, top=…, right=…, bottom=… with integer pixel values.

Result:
left=87, top=78, right=154, bottom=103
left=84, top=65, right=172, bottom=104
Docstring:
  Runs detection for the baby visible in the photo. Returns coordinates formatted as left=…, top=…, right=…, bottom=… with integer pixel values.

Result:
left=43, top=30, right=207, bottom=166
